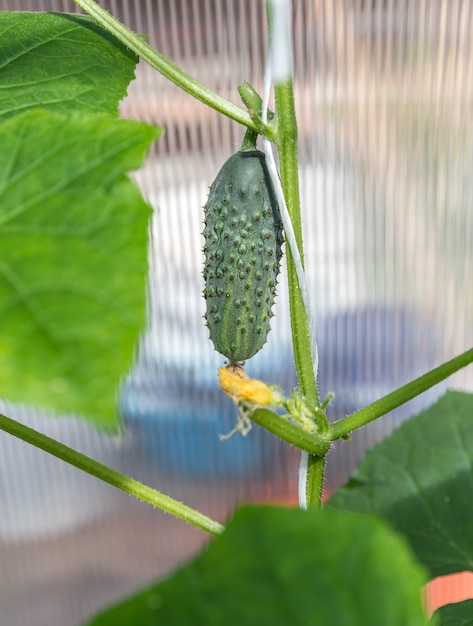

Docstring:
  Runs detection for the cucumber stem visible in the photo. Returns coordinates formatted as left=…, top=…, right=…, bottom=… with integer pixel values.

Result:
left=330, top=347, right=473, bottom=440
left=302, top=454, right=326, bottom=509
left=240, top=129, right=259, bottom=151
left=72, top=0, right=262, bottom=133
left=250, top=408, right=331, bottom=456
left=0, top=411, right=224, bottom=536
left=267, top=0, right=325, bottom=509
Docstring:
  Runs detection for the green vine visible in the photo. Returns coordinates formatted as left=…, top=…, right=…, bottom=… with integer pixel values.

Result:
left=72, top=0, right=265, bottom=134
left=330, top=347, right=473, bottom=440
left=0, top=412, right=223, bottom=536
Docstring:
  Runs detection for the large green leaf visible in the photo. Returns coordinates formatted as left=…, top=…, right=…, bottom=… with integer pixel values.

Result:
left=0, top=12, right=138, bottom=120
left=84, top=505, right=430, bottom=626
left=329, top=391, right=473, bottom=578
left=433, top=600, right=473, bottom=625
left=0, top=109, right=161, bottom=428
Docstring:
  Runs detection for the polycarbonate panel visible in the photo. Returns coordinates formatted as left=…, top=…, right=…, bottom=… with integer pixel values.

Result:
left=1, top=1, right=472, bottom=624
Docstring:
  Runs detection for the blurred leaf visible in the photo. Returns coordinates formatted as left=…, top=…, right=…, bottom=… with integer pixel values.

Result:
left=329, top=391, right=473, bottom=578
left=432, top=600, right=473, bottom=625
left=0, top=109, right=161, bottom=428
left=85, top=505, right=430, bottom=626
left=0, top=11, right=138, bottom=120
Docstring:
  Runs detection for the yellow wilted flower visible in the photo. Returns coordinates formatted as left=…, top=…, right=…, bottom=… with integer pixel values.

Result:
left=218, top=365, right=281, bottom=407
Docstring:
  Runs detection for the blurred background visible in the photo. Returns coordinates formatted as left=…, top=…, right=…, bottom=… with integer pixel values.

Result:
left=1, top=1, right=473, bottom=624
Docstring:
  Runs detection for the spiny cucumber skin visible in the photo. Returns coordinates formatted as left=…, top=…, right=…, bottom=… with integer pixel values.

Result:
left=203, top=150, right=284, bottom=362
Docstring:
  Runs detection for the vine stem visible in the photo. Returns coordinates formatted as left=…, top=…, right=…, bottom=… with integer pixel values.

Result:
left=330, top=347, right=473, bottom=440
left=0, top=412, right=224, bottom=536
left=272, top=79, right=318, bottom=406
left=266, top=0, right=326, bottom=509
left=72, top=0, right=260, bottom=132
left=274, top=81, right=326, bottom=509
left=250, top=407, right=330, bottom=456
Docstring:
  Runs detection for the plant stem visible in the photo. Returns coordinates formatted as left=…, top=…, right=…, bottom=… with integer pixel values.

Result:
left=304, top=454, right=326, bottom=508
left=273, top=80, right=318, bottom=408
left=72, top=0, right=260, bottom=133
left=250, top=408, right=330, bottom=456
left=272, top=65, right=325, bottom=509
left=267, top=0, right=325, bottom=508
left=330, top=347, right=473, bottom=440
left=0, top=412, right=223, bottom=536
left=240, top=128, right=259, bottom=151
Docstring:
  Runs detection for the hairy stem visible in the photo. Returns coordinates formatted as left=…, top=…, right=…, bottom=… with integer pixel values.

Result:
left=0, top=412, right=224, bottom=536
left=271, top=43, right=325, bottom=507
left=250, top=408, right=330, bottom=456
left=273, top=80, right=318, bottom=407
left=304, top=454, right=326, bottom=508
left=330, top=347, right=473, bottom=440
left=72, top=0, right=261, bottom=132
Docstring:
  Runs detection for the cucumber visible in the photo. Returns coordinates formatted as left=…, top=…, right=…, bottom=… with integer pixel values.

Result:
left=203, top=148, right=284, bottom=362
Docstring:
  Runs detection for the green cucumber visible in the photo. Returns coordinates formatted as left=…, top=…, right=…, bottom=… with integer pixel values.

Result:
left=203, top=148, right=284, bottom=362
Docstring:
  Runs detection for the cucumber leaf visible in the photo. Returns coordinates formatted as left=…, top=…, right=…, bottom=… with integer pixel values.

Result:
left=432, top=600, right=473, bottom=625
left=84, top=505, right=430, bottom=626
left=328, top=391, right=473, bottom=578
left=0, top=11, right=137, bottom=120
left=0, top=109, right=161, bottom=428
